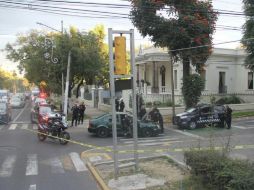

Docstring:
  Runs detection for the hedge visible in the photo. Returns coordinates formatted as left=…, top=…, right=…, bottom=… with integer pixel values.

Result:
left=184, top=150, right=254, bottom=190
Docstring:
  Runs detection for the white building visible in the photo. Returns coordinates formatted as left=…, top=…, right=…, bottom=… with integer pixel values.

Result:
left=135, top=47, right=254, bottom=104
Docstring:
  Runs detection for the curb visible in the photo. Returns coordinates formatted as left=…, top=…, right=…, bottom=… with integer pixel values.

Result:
left=233, top=116, right=254, bottom=121
left=86, top=162, right=111, bottom=190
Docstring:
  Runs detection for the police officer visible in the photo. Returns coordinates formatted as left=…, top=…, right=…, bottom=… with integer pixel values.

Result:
left=71, top=103, right=79, bottom=127
left=225, top=105, right=232, bottom=129
left=78, top=102, right=86, bottom=124
left=119, top=99, right=125, bottom=112
left=149, top=105, right=164, bottom=133
left=138, top=105, right=147, bottom=120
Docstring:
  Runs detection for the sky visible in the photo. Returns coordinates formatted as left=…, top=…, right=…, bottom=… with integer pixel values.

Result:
left=0, top=0, right=245, bottom=74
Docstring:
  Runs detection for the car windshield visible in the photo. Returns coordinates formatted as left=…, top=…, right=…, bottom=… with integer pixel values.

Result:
left=11, top=98, right=21, bottom=102
left=186, top=108, right=197, bottom=113
left=39, top=106, right=52, bottom=115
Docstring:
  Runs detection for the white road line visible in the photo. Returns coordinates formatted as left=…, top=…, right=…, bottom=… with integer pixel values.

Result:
left=122, top=138, right=179, bottom=144
left=50, top=157, right=65, bottom=174
left=28, top=184, right=36, bottom=190
left=233, top=125, right=247, bottom=129
left=21, top=124, right=29, bottom=129
left=32, top=125, right=37, bottom=130
left=9, top=124, right=17, bottom=130
left=69, top=152, right=87, bottom=172
left=13, top=103, right=28, bottom=122
left=169, top=129, right=205, bottom=140
left=0, top=155, right=16, bottom=177
left=119, top=136, right=168, bottom=141
left=26, top=154, right=38, bottom=176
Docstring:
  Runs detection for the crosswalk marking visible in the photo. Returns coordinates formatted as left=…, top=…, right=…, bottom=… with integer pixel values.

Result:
left=69, top=152, right=87, bottom=172
left=120, top=137, right=179, bottom=144
left=50, top=157, right=65, bottom=174
left=9, top=124, right=17, bottom=130
left=21, top=124, right=29, bottom=129
left=0, top=155, right=16, bottom=177
left=29, top=184, right=36, bottom=190
left=26, top=154, right=38, bottom=176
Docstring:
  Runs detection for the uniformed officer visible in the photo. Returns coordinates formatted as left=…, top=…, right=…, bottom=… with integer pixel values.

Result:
left=225, top=105, right=232, bottom=129
left=71, top=103, right=79, bottom=127
left=149, top=105, right=164, bottom=133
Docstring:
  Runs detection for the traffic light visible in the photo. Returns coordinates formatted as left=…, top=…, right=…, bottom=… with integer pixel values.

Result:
left=114, top=36, right=128, bottom=75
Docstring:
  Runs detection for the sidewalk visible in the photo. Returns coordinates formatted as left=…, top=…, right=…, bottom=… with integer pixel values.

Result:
left=85, top=105, right=107, bottom=118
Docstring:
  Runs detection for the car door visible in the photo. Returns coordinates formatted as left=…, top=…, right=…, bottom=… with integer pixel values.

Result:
left=199, top=106, right=212, bottom=124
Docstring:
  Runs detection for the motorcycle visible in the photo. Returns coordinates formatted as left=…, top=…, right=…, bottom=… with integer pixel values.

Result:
left=37, top=113, right=70, bottom=145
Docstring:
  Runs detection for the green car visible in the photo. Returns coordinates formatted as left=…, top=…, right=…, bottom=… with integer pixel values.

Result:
left=88, top=113, right=161, bottom=138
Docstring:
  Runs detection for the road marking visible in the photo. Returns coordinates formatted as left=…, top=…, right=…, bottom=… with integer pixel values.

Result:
left=233, top=125, right=247, bottom=129
left=69, top=152, right=87, bottom=172
left=32, top=125, right=37, bottom=130
left=50, top=157, right=65, bottom=174
left=28, top=184, right=36, bottom=190
left=169, top=129, right=205, bottom=140
left=13, top=103, right=28, bottom=122
left=9, top=124, right=17, bottom=130
left=121, top=138, right=179, bottom=144
left=89, top=156, right=102, bottom=162
left=21, top=124, right=29, bottom=129
left=119, top=136, right=169, bottom=141
left=26, top=154, right=38, bottom=176
left=0, top=155, right=16, bottom=177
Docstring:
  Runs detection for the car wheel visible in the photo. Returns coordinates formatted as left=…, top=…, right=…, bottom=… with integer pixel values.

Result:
left=142, top=128, right=152, bottom=137
left=97, top=127, right=109, bottom=138
left=189, top=121, right=197, bottom=130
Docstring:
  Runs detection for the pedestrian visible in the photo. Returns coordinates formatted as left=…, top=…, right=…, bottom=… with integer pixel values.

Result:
left=225, top=105, right=232, bottom=129
left=119, top=99, right=125, bottom=112
left=78, top=102, right=86, bottom=125
left=115, top=98, right=119, bottom=111
left=138, top=105, right=147, bottom=120
left=71, top=103, right=79, bottom=127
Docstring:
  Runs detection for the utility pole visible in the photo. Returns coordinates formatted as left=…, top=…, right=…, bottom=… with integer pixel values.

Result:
left=170, top=54, right=176, bottom=117
left=64, top=51, right=71, bottom=116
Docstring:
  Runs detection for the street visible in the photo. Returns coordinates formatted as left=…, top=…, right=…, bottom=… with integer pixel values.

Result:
left=1, top=100, right=254, bottom=190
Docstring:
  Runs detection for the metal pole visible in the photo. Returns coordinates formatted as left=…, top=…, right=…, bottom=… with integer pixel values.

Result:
left=170, top=53, right=176, bottom=117
left=130, top=29, right=139, bottom=170
left=64, top=51, right=71, bottom=116
left=61, top=20, right=65, bottom=113
left=108, top=28, right=119, bottom=178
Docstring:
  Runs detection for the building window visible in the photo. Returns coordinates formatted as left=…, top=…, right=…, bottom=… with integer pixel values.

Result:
left=174, top=70, right=177, bottom=89
left=248, top=72, right=253, bottom=90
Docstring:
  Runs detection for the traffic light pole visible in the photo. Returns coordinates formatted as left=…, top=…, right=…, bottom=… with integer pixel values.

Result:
left=108, top=28, right=138, bottom=179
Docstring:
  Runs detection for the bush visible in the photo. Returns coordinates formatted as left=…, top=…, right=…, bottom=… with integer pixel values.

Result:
left=216, top=95, right=243, bottom=105
left=184, top=150, right=254, bottom=190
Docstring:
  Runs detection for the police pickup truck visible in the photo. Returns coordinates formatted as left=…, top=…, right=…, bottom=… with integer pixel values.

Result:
left=173, top=104, right=227, bottom=129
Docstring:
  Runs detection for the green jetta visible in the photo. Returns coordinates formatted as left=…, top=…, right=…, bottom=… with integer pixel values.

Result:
left=88, top=113, right=161, bottom=138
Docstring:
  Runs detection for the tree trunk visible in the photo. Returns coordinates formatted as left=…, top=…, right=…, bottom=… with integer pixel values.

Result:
left=183, top=56, right=190, bottom=79
left=76, top=79, right=83, bottom=98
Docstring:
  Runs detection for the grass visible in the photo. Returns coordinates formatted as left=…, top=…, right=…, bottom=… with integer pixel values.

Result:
left=232, top=111, right=254, bottom=118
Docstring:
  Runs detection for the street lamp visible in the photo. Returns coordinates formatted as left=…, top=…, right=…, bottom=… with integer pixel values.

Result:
left=36, top=21, right=65, bottom=112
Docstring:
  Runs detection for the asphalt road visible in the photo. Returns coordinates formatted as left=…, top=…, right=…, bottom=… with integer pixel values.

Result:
left=1, top=101, right=254, bottom=190
left=0, top=100, right=101, bottom=190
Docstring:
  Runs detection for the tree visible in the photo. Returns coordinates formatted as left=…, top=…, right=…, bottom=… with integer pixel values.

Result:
left=130, top=0, right=217, bottom=108
left=242, top=0, right=254, bottom=70
left=5, top=27, right=106, bottom=96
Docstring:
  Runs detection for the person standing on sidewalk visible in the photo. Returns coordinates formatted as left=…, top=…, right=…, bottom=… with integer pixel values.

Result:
left=71, top=103, right=79, bottom=127
left=225, top=105, right=232, bottom=129
left=78, top=102, right=86, bottom=124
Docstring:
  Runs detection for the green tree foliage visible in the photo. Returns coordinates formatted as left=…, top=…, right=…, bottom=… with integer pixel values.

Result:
left=242, top=0, right=254, bottom=70
left=181, top=74, right=205, bottom=108
left=5, top=27, right=106, bottom=95
left=130, top=0, right=217, bottom=107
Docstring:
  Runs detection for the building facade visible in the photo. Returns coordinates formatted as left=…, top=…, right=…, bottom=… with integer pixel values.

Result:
left=135, top=47, right=254, bottom=104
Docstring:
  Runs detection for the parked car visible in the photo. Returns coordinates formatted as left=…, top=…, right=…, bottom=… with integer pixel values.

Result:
left=173, top=104, right=227, bottom=129
left=10, top=97, right=25, bottom=108
left=31, top=103, right=53, bottom=124
left=88, top=112, right=161, bottom=138
left=0, top=100, right=12, bottom=124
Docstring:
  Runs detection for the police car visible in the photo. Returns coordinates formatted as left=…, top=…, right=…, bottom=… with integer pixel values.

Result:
left=173, top=104, right=227, bottom=129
